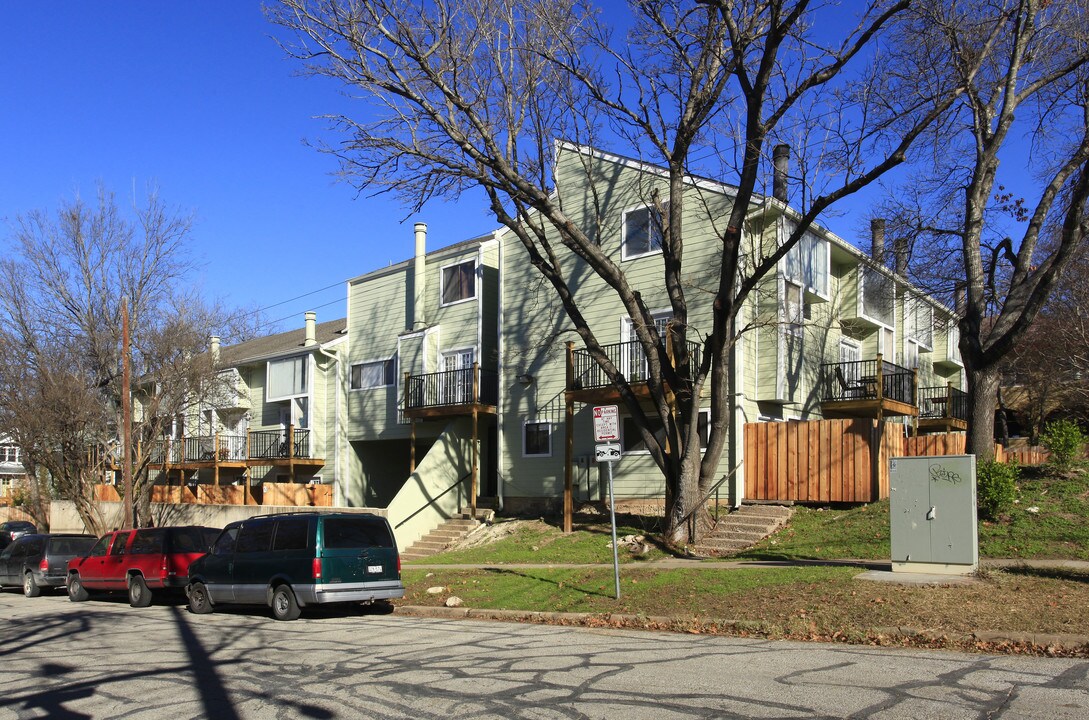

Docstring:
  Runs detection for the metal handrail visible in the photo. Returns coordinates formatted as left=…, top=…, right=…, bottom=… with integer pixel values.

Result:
left=404, top=366, right=498, bottom=409
left=820, top=357, right=916, bottom=406
left=570, top=340, right=702, bottom=391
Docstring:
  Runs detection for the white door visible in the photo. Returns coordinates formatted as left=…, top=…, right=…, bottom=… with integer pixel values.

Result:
left=622, top=314, right=669, bottom=382
left=839, top=340, right=861, bottom=383
left=441, top=349, right=474, bottom=404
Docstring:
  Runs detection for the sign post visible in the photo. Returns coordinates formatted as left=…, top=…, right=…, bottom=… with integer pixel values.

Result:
left=593, top=406, right=621, bottom=600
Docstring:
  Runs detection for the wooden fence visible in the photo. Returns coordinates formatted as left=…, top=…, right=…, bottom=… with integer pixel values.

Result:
left=745, top=419, right=1052, bottom=504
left=744, top=419, right=900, bottom=503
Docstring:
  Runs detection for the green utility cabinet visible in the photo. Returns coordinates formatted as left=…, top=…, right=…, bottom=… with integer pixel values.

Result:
left=889, top=455, right=978, bottom=574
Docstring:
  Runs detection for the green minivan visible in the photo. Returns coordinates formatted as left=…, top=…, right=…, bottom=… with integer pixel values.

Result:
left=185, top=512, right=404, bottom=621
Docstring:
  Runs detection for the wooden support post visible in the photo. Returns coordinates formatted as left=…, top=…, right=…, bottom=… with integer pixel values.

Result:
left=409, top=418, right=417, bottom=474
left=214, top=435, right=221, bottom=486
left=471, top=406, right=479, bottom=519
left=564, top=341, right=575, bottom=534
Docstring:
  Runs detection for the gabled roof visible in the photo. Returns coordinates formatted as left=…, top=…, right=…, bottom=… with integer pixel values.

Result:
left=217, top=319, right=347, bottom=367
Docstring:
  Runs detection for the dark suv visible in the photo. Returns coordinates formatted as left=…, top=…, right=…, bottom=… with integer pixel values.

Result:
left=186, top=512, right=404, bottom=621
left=0, top=521, right=37, bottom=550
left=67, top=526, right=219, bottom=607
left=0, top=533, right=96, bottom=596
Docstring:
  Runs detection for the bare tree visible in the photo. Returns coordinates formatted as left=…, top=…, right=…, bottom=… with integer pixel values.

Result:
left=0, top=187, right=226, bottom=533
left=878, top=0, right=1089, bottom=460
left=271, top=0, right=972, bottom=543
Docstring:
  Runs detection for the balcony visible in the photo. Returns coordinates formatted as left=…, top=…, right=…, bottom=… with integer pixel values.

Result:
left=147, top=426, right=322, bottom=470
left=566, top=339, right=702, bottom=404
left=403, top=364, right=498, bottom=420
left=820, top=356, right=918, bottom=419
left=917, top=385, right=969, bottom=433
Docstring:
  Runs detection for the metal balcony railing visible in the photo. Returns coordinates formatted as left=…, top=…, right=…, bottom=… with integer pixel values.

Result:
left=404, top=365, right=498, bottom=410
left=919, top=385, right=968, bottom=421
left=149, top=428, right=312, bottom=464
left=569, top=340, right=702, bottom=391
left=249, top=428, right=312, bottom=460
left=820, top=357, right=916, bottom=406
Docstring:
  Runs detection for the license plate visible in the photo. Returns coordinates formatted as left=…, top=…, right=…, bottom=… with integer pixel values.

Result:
left=367, top=565, right=383, bottom=574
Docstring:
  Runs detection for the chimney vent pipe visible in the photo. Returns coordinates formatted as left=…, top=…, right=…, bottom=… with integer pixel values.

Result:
left=772, top=144, right=790, bottom=203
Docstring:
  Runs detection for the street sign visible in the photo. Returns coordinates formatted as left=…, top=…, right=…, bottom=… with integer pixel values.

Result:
left=595, top=443, right=621, bottom=463
left=593, top=405, right=620, bottom=442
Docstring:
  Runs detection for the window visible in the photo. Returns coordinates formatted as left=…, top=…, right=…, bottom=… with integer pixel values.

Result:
left=622, top=205, right=663, bottom=260
left=267, top=356, right=307, bottom=401
left=212, top=527, right=238, bottom=556
left=523, top=421, right=552, bottom=457
left=783, top=220, right=829, bottom=298
left=0, top=445, right=19, bottom=463
left=323, top=517, right=395, bottom=549
left=783, top=281, right=804, bottom=338
left=904, top=296, right=934, bottom=350
left=110, top=533, right=130, bottom=556
left=88, top=536, right=110, bottom=558
left=351, top=358, right=396, bottom=390
left=904, top=339, right=920, bottom=369
left=621, top=312, right=671, bottom=382
left=236, top=521, right=274, bottom=554
left=130, top=529, right=165, bottom=555
left=622, top=411, right=709, bottom=454
left=441, top=260, right=476, bottom=305
left=273, top=517, right=310, bottom=551
left=860, top=266, right=894, bottom=327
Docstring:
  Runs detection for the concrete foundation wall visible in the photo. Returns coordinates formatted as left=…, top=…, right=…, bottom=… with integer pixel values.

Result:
left=49, top=500, right=387, bottom=535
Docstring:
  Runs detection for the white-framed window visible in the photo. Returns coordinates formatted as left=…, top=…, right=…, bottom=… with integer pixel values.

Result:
left=440, top=260, right=476, bottom=305
left=782, top=219, right=830, bottom=298
left=783, top=281, right=804, bottom=338
left=621, top=410, right=709, bottom=454
left=621, top=205, right=663, bottom=260
left=267, top=355, right=308, bottom=401
left=904, top=296, right=934, bottom=350
left=879, top=326, right=895, bottom=359
left=904, top=339, right=920, bottom=369
left=859, top=266, right=895, bottom=327
left=522, top=421, right=552, bottom=457
left=0, top=445, right=19, bottom=463
left=351, top=358, right=397, bottom=390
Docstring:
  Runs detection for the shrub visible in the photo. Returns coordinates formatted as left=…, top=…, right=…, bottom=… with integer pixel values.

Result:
left=977, top=461, right=1018, bottom=521
left=1040, top=419, right=1086, bottom=470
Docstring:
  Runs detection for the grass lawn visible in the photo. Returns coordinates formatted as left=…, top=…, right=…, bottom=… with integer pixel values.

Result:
left=398, top=462, right=1089, bottom=653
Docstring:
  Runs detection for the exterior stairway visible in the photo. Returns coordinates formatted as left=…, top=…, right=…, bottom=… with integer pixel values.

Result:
left=400, top=507, right=496, bottom=561
left=690, top=503, right=794, bottom=558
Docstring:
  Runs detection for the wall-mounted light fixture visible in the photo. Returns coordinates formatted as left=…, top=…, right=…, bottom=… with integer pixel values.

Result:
left=516, top=373, right=535, bottom=386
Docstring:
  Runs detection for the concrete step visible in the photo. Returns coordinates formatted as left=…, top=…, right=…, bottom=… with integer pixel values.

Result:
left=735, top=505, right=793, bottom=519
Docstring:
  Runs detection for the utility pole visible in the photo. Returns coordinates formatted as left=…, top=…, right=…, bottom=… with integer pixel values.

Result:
left=122, top=301, right=133, bottom=528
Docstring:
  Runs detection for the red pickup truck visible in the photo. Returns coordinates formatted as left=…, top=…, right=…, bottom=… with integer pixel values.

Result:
left=67, top=526, right=219, bottom=607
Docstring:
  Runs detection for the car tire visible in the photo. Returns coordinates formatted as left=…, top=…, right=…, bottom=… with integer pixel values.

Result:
left=23, top=571, right=41, bottom=598
left=67, top=574, right=89, bottom=602
left=188, top=582, right=214, bottom=614
left=128, top=575, right=152, bottom=608
left=271, top=585, right=301, bottom=621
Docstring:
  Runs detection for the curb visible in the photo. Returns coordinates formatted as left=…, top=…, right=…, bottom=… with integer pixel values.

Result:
left=394, top=605, right=1089, bottom=653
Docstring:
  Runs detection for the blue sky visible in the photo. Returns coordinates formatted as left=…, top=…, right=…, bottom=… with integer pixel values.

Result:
left=0, top=2, right=494, bottom=334
left=1, top=3, right=1040, bottom=337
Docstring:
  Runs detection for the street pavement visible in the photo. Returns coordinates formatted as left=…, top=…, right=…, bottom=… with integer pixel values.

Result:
left=3, top=589, right=1089, bottom=719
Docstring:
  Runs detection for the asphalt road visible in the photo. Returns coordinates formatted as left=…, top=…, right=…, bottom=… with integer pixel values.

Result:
left=3, top=589, right=1089, bottom=719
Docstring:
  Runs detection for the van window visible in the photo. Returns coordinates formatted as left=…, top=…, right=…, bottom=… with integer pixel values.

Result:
left=130, top=529, right=166, bottom=555
left=212, top=528, right=238, bottom=556
left=273, top=517, right=310, bottom=551
left=110, top=533, right=131, bottom=556
left=323, top=517, right=394, bottom=549
left=236, top=521, right=274, bottom=553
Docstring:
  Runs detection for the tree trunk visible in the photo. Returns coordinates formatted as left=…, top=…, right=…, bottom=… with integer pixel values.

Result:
left=664, top=459, right=701, bottom=546
left=966, top=365, right=1000, bottom=462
